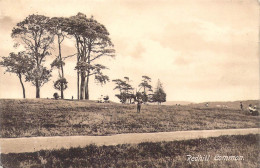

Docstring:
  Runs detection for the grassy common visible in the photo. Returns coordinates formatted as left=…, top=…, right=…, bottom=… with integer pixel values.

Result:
left=0, top=99, right=259, bottom=138
left=1, top=134, right=259, bottom=168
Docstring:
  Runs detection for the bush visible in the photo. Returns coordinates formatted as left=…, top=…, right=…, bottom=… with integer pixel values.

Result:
left=53, top=92, right=59, bottom=100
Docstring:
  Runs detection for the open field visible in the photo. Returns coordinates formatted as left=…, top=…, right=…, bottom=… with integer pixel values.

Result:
left=1, top=134, right=259, bottom=168
left=0, top=99, right=259, bottom=138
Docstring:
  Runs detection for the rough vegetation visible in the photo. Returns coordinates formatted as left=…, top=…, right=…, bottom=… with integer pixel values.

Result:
left=0, top=99, right=259, bottom=138
left=1, top=134, right=259, bottom=168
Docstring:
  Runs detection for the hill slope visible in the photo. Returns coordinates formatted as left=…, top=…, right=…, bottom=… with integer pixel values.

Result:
left=0, top=99, right=259, bottom=138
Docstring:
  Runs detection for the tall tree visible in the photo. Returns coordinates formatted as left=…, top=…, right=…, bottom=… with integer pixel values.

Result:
left=123, top=77, right=134, bottom=103
left=152, top=79, right=166, bottom=105
left=113, top=77, right=134, bottom=103
left=64, top=15, right=81, bottom=100
left=112, top=79, right=127, bottom=103
left=0, top=52, right=34, bottom=98
left=48, top=17, right=68, bottom=99
left=66, top=13, right=115, bottom=100
left=138, top=75, right=153, bottom=103
left=11, top=14, right=54, bottom=98
left=139, top=76, right=152, bottom=94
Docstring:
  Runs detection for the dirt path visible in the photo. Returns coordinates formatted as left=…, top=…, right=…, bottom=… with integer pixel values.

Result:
left=0, top=128, right=258, bottom=154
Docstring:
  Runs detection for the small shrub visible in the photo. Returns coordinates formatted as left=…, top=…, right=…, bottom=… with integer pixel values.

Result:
left=53, top=93, right=59, bottom=100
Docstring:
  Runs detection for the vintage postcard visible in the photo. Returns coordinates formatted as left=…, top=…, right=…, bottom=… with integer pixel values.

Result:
left=0, top=0, right=259, bottom=167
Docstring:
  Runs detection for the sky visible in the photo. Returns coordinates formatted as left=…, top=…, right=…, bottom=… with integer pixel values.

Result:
left=0, top=0, right=259, bottom=103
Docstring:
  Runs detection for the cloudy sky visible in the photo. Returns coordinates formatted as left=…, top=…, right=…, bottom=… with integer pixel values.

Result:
left=0, top=0, right=259, bottom=102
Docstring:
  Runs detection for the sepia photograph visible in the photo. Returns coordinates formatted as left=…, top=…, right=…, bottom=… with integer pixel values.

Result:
left=0, top=0, right=259, bottom=167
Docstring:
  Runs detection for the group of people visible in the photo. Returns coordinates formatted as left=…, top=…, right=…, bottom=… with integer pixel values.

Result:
left=240, top=102, right=259, bottom=116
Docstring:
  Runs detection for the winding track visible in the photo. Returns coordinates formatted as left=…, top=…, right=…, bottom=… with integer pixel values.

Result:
left=0, top=128, right=259, bottom=154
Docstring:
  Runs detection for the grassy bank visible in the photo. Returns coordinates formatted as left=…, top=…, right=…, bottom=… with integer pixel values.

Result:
left=0, top=99, right=259, bottom=138
left=1, top=134, right=259, bottom=168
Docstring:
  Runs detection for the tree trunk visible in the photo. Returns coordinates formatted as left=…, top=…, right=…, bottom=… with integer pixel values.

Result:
left=60, top=84, right=64, bottom=99
left=85, top=73, right=89, bottom=100
left=18, top=73, right=26, bottom=98
left=77, top=71, right=79, bottom=100
left=84, top=44, right=91, bottom=100
left=36, top=80, right=40, bottom=98
left=76, top=37, right=80, bottom=100
left=80, top=72, right=85, bottom=100
left=58, top=35, right=64, bottom=99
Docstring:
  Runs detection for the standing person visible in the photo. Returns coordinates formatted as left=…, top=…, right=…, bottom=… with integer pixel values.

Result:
left=137, top=100, right=142, bottom=113
left=240, top=102, right=243, bottom=110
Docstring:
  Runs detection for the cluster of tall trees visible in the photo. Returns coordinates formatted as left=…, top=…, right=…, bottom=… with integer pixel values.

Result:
left=0, top=13, right=115, bottom=99
left=113, top=76, right=166, bottom=104
left=112, top=77, right=135, bottom=104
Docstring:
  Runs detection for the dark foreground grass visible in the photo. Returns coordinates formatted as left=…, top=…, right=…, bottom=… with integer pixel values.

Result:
left=1, top=134, right=259, bottom=168
left=0, top=99, right=259, bottom=138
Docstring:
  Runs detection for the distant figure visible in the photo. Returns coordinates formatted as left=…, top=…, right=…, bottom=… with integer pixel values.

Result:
left=137, top=100, right=142, bottom=113
left=240, top=102, right=243, bottom=110
left=72, top=96, right=74, bottom=100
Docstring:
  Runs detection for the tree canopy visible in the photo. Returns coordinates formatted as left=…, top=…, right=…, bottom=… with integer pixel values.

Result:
left=66, top=13, right=115, bottom=99
left=11, top=14, right=54, bottom=98
left=4, top=13, right=115, bottom=99
left=138, top=75, right=153, bottom=103
left=153, top=79, right=166, bottom=105
left=0, top=52, right=34, bottom=98
left=112, top=77, right=134, bottom=103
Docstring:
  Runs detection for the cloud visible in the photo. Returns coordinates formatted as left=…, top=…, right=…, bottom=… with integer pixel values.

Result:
left=0, top=0, right=258, bottom=102
left=112, top=37, right=130, bottom=57
left=130, top=42, right=145, bottom=59
left=0, top=16, right=15, bottom=30
left=173, top=57, right=191, bottom=65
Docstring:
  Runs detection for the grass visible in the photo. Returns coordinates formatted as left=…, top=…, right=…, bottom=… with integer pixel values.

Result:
left=1, top=134, right=259, bottom=168
left=0, top=99, right=259, bottom=138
